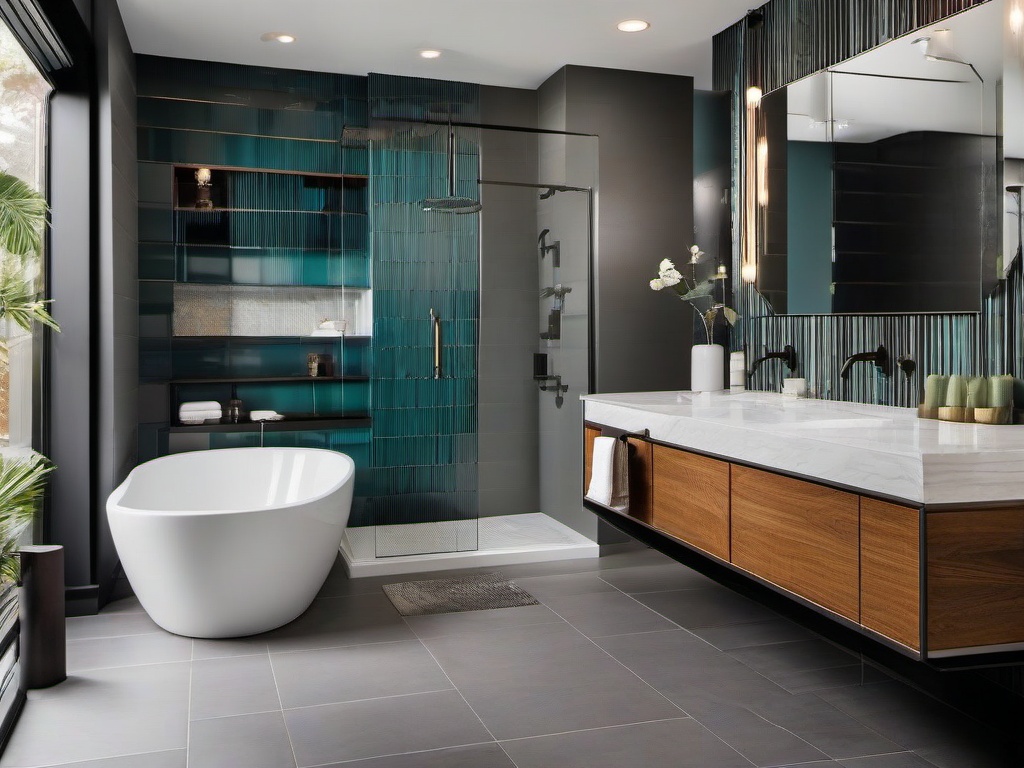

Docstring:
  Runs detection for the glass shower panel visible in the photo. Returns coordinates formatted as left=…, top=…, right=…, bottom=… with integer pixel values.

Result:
left=368, top=113, right=482, bottom=557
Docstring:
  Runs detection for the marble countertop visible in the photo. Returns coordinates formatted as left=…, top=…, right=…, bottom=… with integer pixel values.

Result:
left=581, top=390, right=1024, bottom=505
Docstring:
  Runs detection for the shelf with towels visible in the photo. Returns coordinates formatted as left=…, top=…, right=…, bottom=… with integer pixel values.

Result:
left=166, top=415, right=371, bottom=434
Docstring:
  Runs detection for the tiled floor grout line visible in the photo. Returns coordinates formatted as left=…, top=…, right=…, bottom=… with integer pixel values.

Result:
left=533, top=599, right=757, bottom=768
left=492, top=715, right=695, bottom=745
left=266, top=648, right=301, bottom=768
left=587, top=574, right=855, bottom=764
left=401, top=618, right=523, bottom=768
left=279, top=687, right=461, bottom=714
left=186, top=640, right=194, bottom=768
left=301, top=740, right=498, bottom=768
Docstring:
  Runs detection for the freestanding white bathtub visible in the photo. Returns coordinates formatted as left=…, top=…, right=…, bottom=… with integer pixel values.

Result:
left=106, top=447, right=355, bottom=638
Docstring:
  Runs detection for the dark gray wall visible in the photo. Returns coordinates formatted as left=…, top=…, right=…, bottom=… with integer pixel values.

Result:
left=47, top=92, right=93, bottom=601
left=94, top=0, right=138, bottom=605
left=788, top=141, right=833, bottom=315
left=543, top=66, right=695, bottom=394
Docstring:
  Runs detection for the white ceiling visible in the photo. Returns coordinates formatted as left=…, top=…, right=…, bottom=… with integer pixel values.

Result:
left=114, top=0, right=756, bottom=91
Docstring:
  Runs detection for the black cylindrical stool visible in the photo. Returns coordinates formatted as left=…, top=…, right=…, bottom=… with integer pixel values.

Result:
left=20, top=545, right=65, bottom=689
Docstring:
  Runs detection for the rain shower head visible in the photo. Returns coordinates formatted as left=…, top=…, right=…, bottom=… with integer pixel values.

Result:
left=420, top=124, right=482, bottom=215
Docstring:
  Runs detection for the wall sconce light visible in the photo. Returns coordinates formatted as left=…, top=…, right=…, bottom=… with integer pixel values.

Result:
left=743, top=87, right=763, bottom=284
left=1011, top=5, right=1024, bottom=35
left=195, top=167, right=213, bottom=209
left=756, top=137, right=769, bottom=207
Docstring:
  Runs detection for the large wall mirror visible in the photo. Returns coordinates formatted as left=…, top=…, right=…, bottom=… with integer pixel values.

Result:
left=751, top=0, right=1004, bottom=316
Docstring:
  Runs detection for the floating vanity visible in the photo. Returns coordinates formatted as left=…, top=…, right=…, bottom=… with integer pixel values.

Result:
left=582, top=391, right=1024, bottom=661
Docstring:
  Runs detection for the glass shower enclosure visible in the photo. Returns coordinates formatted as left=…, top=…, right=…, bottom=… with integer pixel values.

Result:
left=363, top=118, right=597, bottom=559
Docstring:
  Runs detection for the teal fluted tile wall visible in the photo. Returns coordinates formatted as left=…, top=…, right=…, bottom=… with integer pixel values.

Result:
left=136, top=56, right=372, bottom=476
left=365, top=74, right=480, bottom=541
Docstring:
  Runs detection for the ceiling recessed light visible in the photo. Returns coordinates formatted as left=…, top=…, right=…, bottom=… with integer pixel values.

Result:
left=260, top=32, right=296, bottom=44
left=617, top=19, right=650, bottom=32
left=419, top=49, right=442, bottom=59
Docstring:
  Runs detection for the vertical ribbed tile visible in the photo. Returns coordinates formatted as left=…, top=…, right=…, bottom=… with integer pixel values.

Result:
left=367, top=74, right=480, bottom=555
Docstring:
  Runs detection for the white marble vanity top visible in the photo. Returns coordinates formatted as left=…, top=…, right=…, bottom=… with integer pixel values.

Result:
left=582, top=390, right=1024, bottom=505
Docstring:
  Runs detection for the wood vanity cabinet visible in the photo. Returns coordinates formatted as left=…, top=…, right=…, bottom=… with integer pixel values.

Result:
left=860, top=499, right=920, bottom=650
left=651, top=445, right=730, bottom=560
left=583, top=422, right=1024, bottom=658
left=731, top=465, right=860, bottom=622
left=927, top=508, right=1024, bottom=651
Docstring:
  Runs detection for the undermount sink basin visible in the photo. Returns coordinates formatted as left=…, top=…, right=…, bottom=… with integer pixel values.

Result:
left=779, top=418, right=893, bottom=431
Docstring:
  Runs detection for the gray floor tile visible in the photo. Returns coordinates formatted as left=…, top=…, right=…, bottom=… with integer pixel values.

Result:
left=264, top=592, right=415, bottom=652
left=687, top=699, right=829, bottom=766
left=814, top=682, right=1000, bottom=756
left=423, top=622, right=683, bottom=740
left=510, top=571, right=618, bottom=600
left=284, top=690, right=493, bottom=767
left=402, top=604, right=562, bottom=640
left=914, top=740, right=1019, bottom=768
left=691, top=618, right=817, bottom=651
left=598, top=563, right=719, bottom=594
left=761, top=693, right=906, bottom=760
left=594, top=546, right=677, bottom=571
left=596, top=629, right=791, bottom=713
left=191, top=636, right=269, bottom=660
left=190, top=654, right=281, bottom=720
left=67, top=633, right=192, bottom=672
left=500, top=717, right=751, bottom=768
left=271, top=641, right=452, bottom=708
left=729, top=639, right=862, bottom=692
left=775, top=664, right=892, bottom=695
left=0, top=663, right=189, bottom=767
left=838, top=753, right=937, bottom=767
left=632, top=586, right=779, bottom=628
left=542, top=590, right=679, bottom=638
left=313, top=743, right=516, bottom=768
left=188, top=711, right=295, bottom=768
left=65, top=611, right=164, bottom=641
left=730, top=639, right=859, bottom=676
left=43, top=750, right=187, bottom=768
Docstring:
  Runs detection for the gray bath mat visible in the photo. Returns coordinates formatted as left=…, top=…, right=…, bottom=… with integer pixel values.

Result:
left=382, top=572, right=539, bottom=616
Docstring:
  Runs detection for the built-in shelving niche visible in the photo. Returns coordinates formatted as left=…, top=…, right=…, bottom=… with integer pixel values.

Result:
left=155, top=166, right=373, bottom=457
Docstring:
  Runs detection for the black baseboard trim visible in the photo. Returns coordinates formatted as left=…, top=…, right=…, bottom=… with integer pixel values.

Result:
left=64, top=584, right=98, bottom=617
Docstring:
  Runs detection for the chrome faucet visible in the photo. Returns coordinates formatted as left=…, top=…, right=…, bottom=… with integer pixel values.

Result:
left=748, top=345, right=797, bottom=379
left=839, top=344, right=890, bottom=380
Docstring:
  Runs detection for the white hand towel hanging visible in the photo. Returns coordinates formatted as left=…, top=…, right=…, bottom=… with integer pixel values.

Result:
left=586, top=436, right=629, bottom=511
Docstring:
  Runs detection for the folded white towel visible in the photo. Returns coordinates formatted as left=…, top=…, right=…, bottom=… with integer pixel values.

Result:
left=586, top=436, right=629, bottom=510
left=179, top=401, right=222, bottom=414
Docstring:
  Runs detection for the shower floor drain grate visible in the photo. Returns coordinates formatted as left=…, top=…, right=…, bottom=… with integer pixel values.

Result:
left=381, top=572, right=539, bottom=616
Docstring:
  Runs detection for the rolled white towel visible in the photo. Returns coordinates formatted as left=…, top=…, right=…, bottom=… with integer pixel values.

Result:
left=586, top=436, right=629, bottom=511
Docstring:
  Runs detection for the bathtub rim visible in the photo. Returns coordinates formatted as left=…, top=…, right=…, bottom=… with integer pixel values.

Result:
left=107, top=447, right=356, bottom=517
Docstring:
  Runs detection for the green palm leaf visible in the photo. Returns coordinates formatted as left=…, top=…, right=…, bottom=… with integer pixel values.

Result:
left=0, top=455, right=52, bottom=583
left=0, top=172, right=47, bottom=257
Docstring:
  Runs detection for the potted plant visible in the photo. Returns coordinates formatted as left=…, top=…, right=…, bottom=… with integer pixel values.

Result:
left=650, top=245, right=737, bottom=392
left=0, top=169, right=59, bottom=587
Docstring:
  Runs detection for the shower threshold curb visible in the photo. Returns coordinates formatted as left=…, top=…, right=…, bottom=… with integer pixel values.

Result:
left=339, top=513, right=599, bottom=578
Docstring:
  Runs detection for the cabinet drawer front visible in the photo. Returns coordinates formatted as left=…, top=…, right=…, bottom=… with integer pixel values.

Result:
left=928, top=508, right=1024, bottom=651
left=652, top=445, right=730, bottom=560
left=861, top=498, right=920, bottom=651
left=732, top=465, right=860, bottom=621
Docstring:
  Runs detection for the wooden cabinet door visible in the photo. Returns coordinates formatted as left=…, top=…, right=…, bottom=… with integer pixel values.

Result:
left=927, top=508, right=1024, bottom=651
left=861, top=498, right=920, bottom=651
left=651, top=444, right=730, bottom=560
left=732, top=465, right=860, bottom=621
